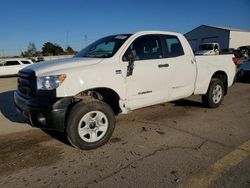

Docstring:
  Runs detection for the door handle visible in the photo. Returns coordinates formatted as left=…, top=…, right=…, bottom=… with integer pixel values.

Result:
left=158, top=63, right=169, bottom=68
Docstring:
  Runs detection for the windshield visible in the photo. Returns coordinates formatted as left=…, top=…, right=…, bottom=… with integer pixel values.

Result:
left=75, top=34, right=132, bottom=58
left=199, top=44, right=214, bottom=51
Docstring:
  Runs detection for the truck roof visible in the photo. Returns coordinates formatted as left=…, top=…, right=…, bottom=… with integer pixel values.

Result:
left=134, top=30, right=182, bottom=36
left=114, top=30, right=182, bottom=37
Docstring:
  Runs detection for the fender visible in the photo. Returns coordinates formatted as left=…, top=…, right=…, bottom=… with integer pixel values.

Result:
left=55, top=60, right=127, bottom=100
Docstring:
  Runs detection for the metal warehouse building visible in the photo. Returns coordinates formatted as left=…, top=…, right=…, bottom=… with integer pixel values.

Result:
left=184, top=25, right=250, bottom=52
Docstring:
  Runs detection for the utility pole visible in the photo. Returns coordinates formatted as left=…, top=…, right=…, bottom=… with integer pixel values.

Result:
left=84, top=34, right=88, bottom=47
left=20, top=48, right=23, bottom=57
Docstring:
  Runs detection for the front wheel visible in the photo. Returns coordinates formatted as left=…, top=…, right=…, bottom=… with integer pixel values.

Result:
left=202, top=79, right=225, bottom=108
left=66, top=100, right=115, bottom=150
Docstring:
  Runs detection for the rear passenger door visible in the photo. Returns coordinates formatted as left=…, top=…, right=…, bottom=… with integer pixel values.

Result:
left=162, top=35, right=196, bottom=101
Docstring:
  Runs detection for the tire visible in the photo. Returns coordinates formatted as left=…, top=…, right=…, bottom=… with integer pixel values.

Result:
left=202, top=79, right=225, bottom=108
left=66, top=100, right=115, bottom=150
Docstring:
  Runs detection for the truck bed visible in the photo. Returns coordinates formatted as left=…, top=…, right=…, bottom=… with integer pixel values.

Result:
left=194, top=54, right=236, bottom=95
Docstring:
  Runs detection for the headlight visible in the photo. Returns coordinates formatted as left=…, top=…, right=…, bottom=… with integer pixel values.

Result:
left=37, top=74, right=66, bottom=90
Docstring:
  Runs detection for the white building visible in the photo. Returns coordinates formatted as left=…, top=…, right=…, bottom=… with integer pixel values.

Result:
left=185, top=25, right=250, bottom=52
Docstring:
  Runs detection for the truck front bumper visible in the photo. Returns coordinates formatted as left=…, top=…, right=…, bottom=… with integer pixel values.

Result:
left=14, top=91, right=72, bottom=131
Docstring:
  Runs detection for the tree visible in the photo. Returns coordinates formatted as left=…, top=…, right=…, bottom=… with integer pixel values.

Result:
left=42, top=42, right=64, bottom=56
left=65, top=46, right=76, bottom=55
left=21, top=42, right=37, bottom=57
left=28, top=43, right=37, bottom=56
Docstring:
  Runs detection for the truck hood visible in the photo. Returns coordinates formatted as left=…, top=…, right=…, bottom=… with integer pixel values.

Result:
left=23, top=57, right=104, bottom=76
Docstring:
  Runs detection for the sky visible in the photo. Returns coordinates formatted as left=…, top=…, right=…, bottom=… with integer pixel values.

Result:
left=0, top=0, right=249, bottom=56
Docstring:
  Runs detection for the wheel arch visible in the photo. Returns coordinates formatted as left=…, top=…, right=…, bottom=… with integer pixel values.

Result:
left=72, top=87, right=121, bottom=115
left=211, top=71, right=228, bottom=95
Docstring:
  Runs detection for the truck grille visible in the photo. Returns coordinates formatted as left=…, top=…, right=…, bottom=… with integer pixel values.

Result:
left=17, top=69, right=36, bottom=98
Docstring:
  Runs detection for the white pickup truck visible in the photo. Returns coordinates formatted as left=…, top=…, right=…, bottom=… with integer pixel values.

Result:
left=14, top=31, right=236, bottom=149
left=195, top=43, right=220, bottom=55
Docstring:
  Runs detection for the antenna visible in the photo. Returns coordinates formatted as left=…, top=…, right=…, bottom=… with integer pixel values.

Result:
left=66, top=30, right=69, bottom=48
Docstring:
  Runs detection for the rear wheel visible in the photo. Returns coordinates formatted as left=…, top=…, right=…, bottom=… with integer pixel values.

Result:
left=66, top=100, right=115, bottom=150
left=202, top=79, right=225, bottom=108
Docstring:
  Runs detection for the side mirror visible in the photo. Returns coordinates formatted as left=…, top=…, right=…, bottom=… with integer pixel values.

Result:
left=124, top=52, right=135, bottom=77
left=127, top=52, right=134, bottom=61
left=123, top=51, right=134, bottom=62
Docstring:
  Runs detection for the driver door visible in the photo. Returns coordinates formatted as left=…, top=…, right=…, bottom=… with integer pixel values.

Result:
left=121, top=35, right=170, bottom=110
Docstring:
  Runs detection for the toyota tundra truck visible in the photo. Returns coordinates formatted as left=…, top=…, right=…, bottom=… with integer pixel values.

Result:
left=14, top=31, right=236, bottom=149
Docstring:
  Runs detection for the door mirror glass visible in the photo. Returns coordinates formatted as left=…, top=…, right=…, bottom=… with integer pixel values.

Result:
left=123, top=51, right=134, bottom=62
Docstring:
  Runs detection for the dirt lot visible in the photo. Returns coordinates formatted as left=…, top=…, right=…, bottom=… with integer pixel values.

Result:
left=0, top=77, right=250, bottom=188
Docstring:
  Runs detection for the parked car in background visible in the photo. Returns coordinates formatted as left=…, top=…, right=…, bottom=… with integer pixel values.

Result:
left=237, top=60, right=250, bottom=82
left=195, top=43, right=220, bottom=55
left=237, top=45, right=250, bottom=60
left=37, top=56, right=45, bottom=62
left=221, top=48, right=235, bottom=54
left=233, top=46, right=250, bottom=65
left=0, top=59, right=33, bottom=77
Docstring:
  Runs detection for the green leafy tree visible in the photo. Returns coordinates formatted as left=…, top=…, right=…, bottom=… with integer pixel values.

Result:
left=65, top=46, right=76, bottom=55
left=42, top=42, right=64, bottom=56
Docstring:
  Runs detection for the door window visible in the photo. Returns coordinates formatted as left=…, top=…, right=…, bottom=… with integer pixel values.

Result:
left=21, top=60, right=31, bottom=64
left=5, top=61, right=20, bottom=66
left=124, top=35, right=163, bottom=61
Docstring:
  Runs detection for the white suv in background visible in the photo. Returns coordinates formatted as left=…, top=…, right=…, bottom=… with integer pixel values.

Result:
left=0, top=59, right=33, bottom=77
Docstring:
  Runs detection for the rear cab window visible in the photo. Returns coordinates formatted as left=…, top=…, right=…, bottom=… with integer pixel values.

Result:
left=162, top=35, right=184, bottom=58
